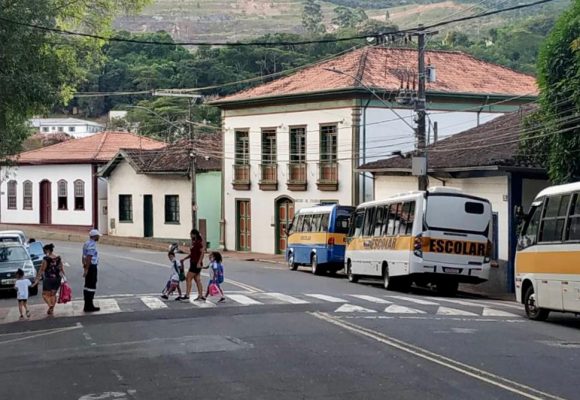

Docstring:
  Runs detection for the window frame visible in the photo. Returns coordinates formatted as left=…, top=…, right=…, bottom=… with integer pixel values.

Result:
left=57, top=179, right=68, bottom=210
left=164, top=195, right=180, bottom=224
left=261, top=128, right=277, bottom=165
left=289, top=126, right=306, bottom=164
left=350, top=209, right=365, bottom=238
left=73, top=180, right=85, bottom=211
left=22, top=180, right=33, bottom=210
left=565, top=193, right=580, bottom=242
left=319, top=124, right=338, bottom=163
left=538, top=195, right=571, bottom=243
left=119, top=194, right=133, bottom=223
left=362, top=207, right=376, bottom=237
left=235, top=130, right=250, bottom=165
left=7, top=180, right=17, bottom=210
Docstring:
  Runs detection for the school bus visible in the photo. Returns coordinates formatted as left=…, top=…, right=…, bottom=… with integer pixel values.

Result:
left=516, top=182, right=580, bottom=320
left=286, top=204, right=355, bottom=275
left=345, top=187, right=493, bottom=295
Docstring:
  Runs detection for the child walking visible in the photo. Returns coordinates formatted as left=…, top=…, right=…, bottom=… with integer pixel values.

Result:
left=205, top=252, right=225, bottom=303
left=162, top=251, right=183, bottom=300
left=14, top=269, right=31, bottom=320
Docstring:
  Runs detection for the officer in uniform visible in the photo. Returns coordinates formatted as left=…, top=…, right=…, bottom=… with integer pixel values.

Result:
left=82, top=229, right=101, bottom=312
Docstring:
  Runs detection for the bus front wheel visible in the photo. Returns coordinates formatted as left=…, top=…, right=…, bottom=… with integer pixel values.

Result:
left=524, top=285, right=550, bottom=321
left=288, top=252, right=298, bottom=271
left=347, top=261, right=358, bottom=283
left=311, top=254, right=322, bottom=275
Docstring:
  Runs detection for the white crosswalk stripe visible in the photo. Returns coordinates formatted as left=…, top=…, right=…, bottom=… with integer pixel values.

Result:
left=306, top=294, right=347, bottom=303
left=141, top=296, right=168, bottom=310
left=436, top=306, right=478, bottom=316
left=349, top=294, right=392, bottom=304
left=227, top=294, right=263, bottom=305
left=436, top=298, right=484, bottom=308
left=385, top=304, right=426, bottom=314
left=482, top=308, right=520, bottom=317
left=335, top=304, right=377, bottom=313
left=263, top=293, right=309, bottom=304
left=387, top=295, right=439, bottom=305
left=189, top=298, right=216, bottom=308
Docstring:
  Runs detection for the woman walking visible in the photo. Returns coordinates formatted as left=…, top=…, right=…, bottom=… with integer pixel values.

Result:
left=180, top=229, right=205, bottom=301
left=32, top=243, right=65, bottom=315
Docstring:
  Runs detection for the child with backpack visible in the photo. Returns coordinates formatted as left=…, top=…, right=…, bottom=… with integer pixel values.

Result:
left=205, top=251, right=225, bottom=303
left=14, top=269, right=31, bottom=320
left=161, top=251, right=183, bottom=300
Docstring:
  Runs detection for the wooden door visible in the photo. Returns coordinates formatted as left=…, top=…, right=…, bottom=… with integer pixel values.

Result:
left=237, top=200, right=251, bottom=251
left=39, top=180, right=52, bottom=225
left=276, top=198, right=294, bottom=254
left=143, top=195, right=153, bottom=238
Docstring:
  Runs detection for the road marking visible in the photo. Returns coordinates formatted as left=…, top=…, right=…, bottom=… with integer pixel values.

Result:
left=227, top=294, right=263, bottom=305
left=0, top=323, right=82, bottom=346
left=436, top=306, right=478, bottom=316
left=140, top=296, right=168, bottom=310
left=384, top=305, right=426, bottom=314
left=335, top=304, right=377, bottom=313
left=437, top=298, right=483, bottom=308
left=263, top=293, right=309, bottom=305
left=479, top=300, right=523, bottom=311
left=482, top=308, right=520, bottom=317
left=387, top=295, right=439, bottom=305
left=189, top=298, right=216, bottom=308
left=92, top=299, right=122, bottom=314
left=349, top=294, right=392, bottom=304
left=306, top=294, right=348, bottom=303
left=311, top=312, right=565, bottom=400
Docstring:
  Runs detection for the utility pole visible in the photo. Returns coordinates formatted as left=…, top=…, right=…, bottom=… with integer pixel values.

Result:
left=416, top=26, right=428, bottom=191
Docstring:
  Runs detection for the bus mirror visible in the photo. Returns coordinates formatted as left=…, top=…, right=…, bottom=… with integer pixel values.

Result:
left=514, top=205, right=524, bottom=223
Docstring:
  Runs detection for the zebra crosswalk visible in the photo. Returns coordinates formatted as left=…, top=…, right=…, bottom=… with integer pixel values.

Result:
left=0, top=292, right=524, bottom=325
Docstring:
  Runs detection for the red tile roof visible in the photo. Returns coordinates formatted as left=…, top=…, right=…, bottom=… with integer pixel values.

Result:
left=15, top=131, right=165, bottom=165
left=214, top=47, right=538, bottom=104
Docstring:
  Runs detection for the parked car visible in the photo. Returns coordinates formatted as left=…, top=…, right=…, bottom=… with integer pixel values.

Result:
left=0, top=230, right=28, bottom=247
left=27, top=241, right=45, bottom=272
left=0, top=243, right=38, bottom=296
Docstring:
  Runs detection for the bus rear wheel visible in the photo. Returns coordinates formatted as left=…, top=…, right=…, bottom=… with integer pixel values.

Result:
left=524, top=285, right=550, bottom=321
left=347, top=261, right=358, bottom=283
left=311, top=254, right=322, bottom=275
left=287, top=252, right=298, bottom=271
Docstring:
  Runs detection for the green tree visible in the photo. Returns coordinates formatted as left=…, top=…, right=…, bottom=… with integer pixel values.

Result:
left=525, top=0, right=580, bottom=183
left=302, top=0, right=325, bottom=34
left=0, top=0, right=149, bottom=163
left=332, top=6, right=367, bottom=29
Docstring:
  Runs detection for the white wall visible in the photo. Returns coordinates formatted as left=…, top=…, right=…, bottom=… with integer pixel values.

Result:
left=106, top=160, right=192, bottom=240
left=374, top=175, right=509, bottom=260
left=0, top=164, right=94, bottom=226
left=223, top=106, right=355, bottom=253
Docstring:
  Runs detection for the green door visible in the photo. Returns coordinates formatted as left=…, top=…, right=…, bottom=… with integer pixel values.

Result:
left=144, top=195, right=153, bottom=238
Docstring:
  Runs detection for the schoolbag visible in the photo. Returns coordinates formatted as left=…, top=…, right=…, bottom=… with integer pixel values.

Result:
left=44, top=256, right=61, bottom=280
left=216, top=263, right=224, bottom=284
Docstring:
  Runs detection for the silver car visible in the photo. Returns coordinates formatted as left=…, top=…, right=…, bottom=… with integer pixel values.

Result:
left=0, top=243, right=37, bottom=296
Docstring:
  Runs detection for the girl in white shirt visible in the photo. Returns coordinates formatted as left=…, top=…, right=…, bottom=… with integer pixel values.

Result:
left=14, top=269, right=31, bottom=320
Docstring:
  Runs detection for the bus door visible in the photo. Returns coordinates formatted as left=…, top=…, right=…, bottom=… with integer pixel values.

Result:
left=422, top=195, right=492, bottom=273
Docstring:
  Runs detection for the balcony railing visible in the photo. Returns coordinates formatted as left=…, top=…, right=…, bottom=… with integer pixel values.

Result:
left=259, top=163, right=278, bottom=191
left=232, top=164, right=251, bottom=190
left=287, top=163, right=307, bottom=191
left=317, top=162, right=338, bottom=191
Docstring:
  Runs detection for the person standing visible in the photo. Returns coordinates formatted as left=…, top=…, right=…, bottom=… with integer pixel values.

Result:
left=32, top=243, right=64, bottom=315
left=180, top=229, right=205, bottom=301
left=82, top=229, right=101, bottom=312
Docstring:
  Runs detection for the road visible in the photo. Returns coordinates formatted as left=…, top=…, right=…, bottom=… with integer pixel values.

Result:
left=0, top=240, right=579, bottom=399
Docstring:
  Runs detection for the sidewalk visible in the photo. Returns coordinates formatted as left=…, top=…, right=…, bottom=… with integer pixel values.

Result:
left=0, top=223, right=286, bottom=265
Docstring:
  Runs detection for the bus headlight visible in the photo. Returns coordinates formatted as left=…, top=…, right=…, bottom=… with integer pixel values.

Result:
left=413, top=234, right=423, bottom=258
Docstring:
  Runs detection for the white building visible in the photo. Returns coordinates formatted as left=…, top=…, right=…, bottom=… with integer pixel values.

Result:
left=211, top=46, right=538, bottom=255
left=359, top=109, right=550, bottom=293
left=0, top=132, right=164, bottom=230
left=30, top=118, right=105, bottom=138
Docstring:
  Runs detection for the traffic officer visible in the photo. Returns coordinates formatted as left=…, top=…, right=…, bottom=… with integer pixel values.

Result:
left=82, top=229, right=101, bottom=312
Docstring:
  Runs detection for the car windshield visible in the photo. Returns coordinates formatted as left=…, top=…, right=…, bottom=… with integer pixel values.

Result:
left=0, top=247, right=29, bottom=263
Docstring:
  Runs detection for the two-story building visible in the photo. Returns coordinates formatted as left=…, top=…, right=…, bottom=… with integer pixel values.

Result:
left=211, top=46, right=538, bottom=254
left=30, top=118, right=105, bottom=138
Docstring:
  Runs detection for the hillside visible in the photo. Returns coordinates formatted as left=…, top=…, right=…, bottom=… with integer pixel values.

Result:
left=114, top=0, right=569, bottom=42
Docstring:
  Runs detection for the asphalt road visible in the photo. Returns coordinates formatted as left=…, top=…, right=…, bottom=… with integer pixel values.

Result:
left=0, top=240, right=579, bottom=399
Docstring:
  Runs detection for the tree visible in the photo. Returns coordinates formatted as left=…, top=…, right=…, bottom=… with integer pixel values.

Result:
left=302, top=0, right=325, bottom=34
left=332, top=6, right=367, bottom=29
left=521, top=0, right=580, bottom=183
left=0, top=0, right=150, bottom=163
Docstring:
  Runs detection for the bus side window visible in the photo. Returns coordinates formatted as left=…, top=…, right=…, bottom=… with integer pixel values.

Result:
left=390, top=203, right=402, bottom=235
left=382, top=205, right=391, bottom=236
left=539, top=195, right=570, bottom=242
left=311, top=214, right=322, bottom=232
left=303, top=215, right=312, bottom=233
left=401, top=201, right=416, bottom=235
left=519, top=206, right=541, bottom=249
left=373, top=207, right=384, bottom=237
left=566, top=193, right=580, bottom=241
left=288, top=215, right=297, bottom=235
left=352, top=210, right=365, bottom=237
left=320, top=213, right=330, bottom=233
left=385, top=203, right=398, bottom=236
left=295, top=215, right=305, bottom=233
left=363, top=207, right=376, bottom=237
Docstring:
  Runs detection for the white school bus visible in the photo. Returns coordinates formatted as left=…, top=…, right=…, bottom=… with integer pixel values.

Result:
left=345, top=187, right=493, bottom=295
left=516, top=182, right=580, bottom=320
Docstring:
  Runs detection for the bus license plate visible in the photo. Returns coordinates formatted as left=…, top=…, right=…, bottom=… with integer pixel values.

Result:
left=444, top=268, right=460, bottom=274
left=2, top=279, right=16, bottom=285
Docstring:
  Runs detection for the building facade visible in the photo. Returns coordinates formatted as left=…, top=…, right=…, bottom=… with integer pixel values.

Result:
left=212, top=47, right=538, bottom=254
left=30, top=118, right=105, bottom=138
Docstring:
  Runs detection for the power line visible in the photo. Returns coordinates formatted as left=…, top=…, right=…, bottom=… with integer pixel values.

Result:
left=0, top=0, right=558, bottom=47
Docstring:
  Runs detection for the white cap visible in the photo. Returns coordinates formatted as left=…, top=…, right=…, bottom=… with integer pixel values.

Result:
left=89, top=229, right=101, bottom=237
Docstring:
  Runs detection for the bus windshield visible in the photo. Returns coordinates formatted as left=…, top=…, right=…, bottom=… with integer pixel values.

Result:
left=425, top=195, right=491, bottom=234
left=335, top=209, right=353, bottom=234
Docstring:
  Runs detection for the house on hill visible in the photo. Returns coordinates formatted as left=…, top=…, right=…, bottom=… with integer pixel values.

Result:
left=211, top=46, right=538, bottom=254
left=30, top=117, right=105, bottom=138
left=0, top=132, right=164, bottom=230
left=359, top=108, right=550, bottom=293
left=98, top=135, right=222, bottom=248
